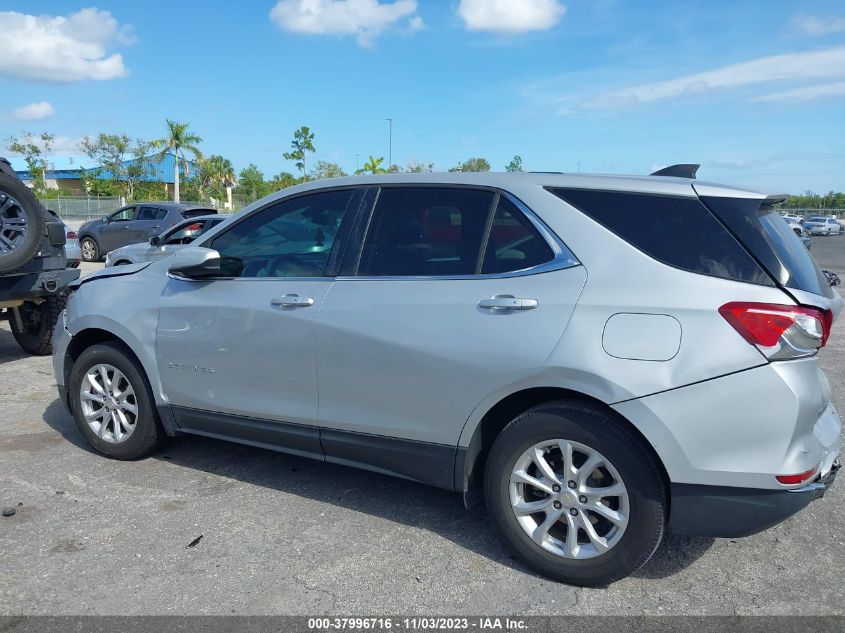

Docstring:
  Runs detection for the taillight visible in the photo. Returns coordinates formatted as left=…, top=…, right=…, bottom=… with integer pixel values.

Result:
left=67, top=231, right=78, bottom=239
left=775, top=467, right=819, bottom=486
left=719, top=302, right=832, bottom=360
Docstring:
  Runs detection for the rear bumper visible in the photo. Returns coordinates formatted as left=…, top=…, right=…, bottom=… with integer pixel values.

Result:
left=0, top=267, right=79, bottom=303
left=670, top=459, right=839, bottom=537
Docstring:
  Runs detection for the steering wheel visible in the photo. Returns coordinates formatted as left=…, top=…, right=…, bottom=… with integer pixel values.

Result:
left=268, top=254, right=319, bottom=277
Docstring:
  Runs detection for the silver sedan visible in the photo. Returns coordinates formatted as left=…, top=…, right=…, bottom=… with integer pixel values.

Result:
left=104, top=215, right=226, bottom=267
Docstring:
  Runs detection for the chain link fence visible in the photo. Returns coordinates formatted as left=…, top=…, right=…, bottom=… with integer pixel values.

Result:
left=38, top=196, right=122, bottom=222
left=38, top=194, right=248, bottom=223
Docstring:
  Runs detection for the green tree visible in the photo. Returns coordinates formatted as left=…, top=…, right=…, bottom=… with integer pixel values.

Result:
left=449, top=157, right=491, bottom=173
left=237, top=164, right=267, bottom=201
left=309, top=160, right=346, bottom=181
left=355, top=156, right=387, bottom=175
left=79, top=133, right=154, bottom=201
left=150, top=120, right=203, bottom=203
left=283, top=126, right=316, bottom=180
left=197, top=155, right=237, bottom=207
left=269, top=171, right=298, bottom=192
left=505, top=155, right=524, bottom=172
left=7, top=132, right=55, bottom=196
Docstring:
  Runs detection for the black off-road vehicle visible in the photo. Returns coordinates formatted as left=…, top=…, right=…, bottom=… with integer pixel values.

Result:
left=0, top=157, right=79, bottom=354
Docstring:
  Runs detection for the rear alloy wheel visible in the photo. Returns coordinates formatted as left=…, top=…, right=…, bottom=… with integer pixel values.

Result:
left=509, top=440, right=629, bottom=559
left=485, top=401, right=666, bottom=586
left=80, top=237, right=99, bottom=262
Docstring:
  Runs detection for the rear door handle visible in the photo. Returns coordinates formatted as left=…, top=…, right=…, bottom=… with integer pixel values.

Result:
left=478, top=295, right=538, bottom=311
left=271, top=294, right=315, bottom=309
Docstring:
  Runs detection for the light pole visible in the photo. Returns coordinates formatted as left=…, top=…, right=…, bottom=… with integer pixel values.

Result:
left=386, top=118, right=393, bottom=169
left=356, top=153, right=360, bottom=172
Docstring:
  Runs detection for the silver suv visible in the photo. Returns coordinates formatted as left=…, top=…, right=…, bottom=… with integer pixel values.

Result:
left=53, top=169, right=842, bottom=586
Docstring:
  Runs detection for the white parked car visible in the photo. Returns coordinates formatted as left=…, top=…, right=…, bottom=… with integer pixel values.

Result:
left=804, top=217, right=842, bottom=236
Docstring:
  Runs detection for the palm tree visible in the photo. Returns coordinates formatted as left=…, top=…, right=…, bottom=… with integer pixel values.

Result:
left=198, top=155, right=236, bottom=208
left=355, top=156, right=387, bottom=175
left=151, top=120, right=203, bottom=203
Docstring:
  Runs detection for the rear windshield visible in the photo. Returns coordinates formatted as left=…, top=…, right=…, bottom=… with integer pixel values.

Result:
left=182, top=209, right=217, bottom=219
left=548, top=188, right=773, bottom=286
left=700, top=197, right=833, bottom=298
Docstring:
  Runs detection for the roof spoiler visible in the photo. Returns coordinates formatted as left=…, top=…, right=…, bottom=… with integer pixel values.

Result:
left=650, top=164, right=700, bottom=179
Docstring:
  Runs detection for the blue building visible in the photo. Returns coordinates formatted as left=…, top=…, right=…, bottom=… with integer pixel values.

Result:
left=15, top=151, right=198, bottom=197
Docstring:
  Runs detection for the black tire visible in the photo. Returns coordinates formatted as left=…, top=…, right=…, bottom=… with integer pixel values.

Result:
left=484, top=400, right=667, bottom=586
left=68, top=342, right=162, bottom=460
left=80, top=236, right=100, bottom=262
left=0, top=172, right=45, bottom=273
left=11, top=294, right=66, bottom=355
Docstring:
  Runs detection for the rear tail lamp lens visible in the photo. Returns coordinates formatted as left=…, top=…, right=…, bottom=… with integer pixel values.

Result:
left=719, top=302, right=832, bottom=359
left=67, top=231, right=78, bottom=240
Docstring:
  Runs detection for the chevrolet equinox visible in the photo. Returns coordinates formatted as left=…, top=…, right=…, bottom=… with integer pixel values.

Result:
left=53, top=167, right=842, bottom=586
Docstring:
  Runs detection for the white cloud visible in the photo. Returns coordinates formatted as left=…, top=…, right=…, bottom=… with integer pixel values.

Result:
left=269, top=0, right=420, bottom=47
left=11, top=101, right=55, bottom=121
left=791, top=14, right=845, bottom=36
left=586, top=46, right=845, bottom=108
left=752, top=81, right=845, bottom=103
left=458, top=0, right=565, bottom=34
left=0, top=8, right=133, bottom=82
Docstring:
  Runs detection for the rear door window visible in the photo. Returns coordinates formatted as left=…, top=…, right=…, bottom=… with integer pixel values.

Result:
left=481, top=196, right=554, bottom=274
left=357, top=187, right=494, bottom=276
left=549, top=188, right=773, bottom=286
left=137, top=206, right=166, bottom=221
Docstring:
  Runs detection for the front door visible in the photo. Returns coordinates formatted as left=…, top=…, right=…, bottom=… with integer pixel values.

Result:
left=99, top=206, right=136, bottom=252
left=155, top=188, right=363, bottom=456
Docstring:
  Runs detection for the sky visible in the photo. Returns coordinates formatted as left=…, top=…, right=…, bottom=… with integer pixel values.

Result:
left=1, top=0, right=844, bottom=193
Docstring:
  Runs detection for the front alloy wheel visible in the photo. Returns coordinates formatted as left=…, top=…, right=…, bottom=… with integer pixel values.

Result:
left=79, top=363, right=139, bottom=443
left=69, top=342, right=161, bottom=459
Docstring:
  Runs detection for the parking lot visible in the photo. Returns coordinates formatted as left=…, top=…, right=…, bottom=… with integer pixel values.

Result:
left=1, top=237, right=843, bottom=616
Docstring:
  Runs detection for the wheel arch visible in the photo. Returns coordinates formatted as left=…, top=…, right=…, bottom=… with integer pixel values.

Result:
left=457, top=386, right=671, bottom=510
left=65, top=325, right=176, bottom=435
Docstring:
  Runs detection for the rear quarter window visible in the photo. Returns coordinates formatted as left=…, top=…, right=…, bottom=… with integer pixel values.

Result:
left=548, top=188, right=773, bottom=286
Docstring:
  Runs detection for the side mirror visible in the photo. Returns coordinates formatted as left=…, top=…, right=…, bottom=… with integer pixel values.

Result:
left=150, top=236, right=161, bottom=247
left=168, top=247, right=221, bottom=279
left=102, top=217, right=109, bottom=223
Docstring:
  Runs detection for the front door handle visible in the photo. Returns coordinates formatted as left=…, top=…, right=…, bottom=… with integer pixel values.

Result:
left=271, top=294, right=315, bottom=309
left=478, top=295, right=538, bottom=311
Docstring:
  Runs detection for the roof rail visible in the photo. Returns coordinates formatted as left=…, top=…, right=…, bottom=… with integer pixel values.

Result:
left=650, top=164, right=700, bottom=179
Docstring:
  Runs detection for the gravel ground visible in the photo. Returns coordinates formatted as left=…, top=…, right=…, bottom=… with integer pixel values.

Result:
left=0, top=238, right=843, bottom=616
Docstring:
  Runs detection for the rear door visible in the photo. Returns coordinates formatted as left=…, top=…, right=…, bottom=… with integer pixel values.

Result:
left=132, top=206, right=167, bottom=243
left=315, top=186, right=586, bottom=487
